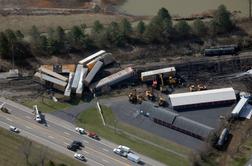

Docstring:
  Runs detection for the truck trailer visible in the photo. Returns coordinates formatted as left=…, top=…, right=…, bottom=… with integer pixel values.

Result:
left=127, top=153, right=140, bottom=163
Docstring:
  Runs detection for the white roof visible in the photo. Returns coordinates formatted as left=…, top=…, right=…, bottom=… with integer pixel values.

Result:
left=169, top=87, right=236, bottom=107
left=231, top=97, right=248, bottom=116
left=64, top=72, right=74, bottom=97
left=79, top=50, right=106, bottom=65
left=141, top=67, right=176, bottom=78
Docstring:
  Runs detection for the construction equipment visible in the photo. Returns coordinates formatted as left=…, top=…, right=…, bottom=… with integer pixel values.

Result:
left=189, top=85, right=196, bottom=92
left=129, top=92, right=138, bottom=104
left=145, top=90, right=154, bottom=101
left=197, top=84, right=207, bottom=91
left=168, top=76, right=177, bottom=86
left=128, top=90, right=143, bottom=104
left=158, top=97, right=167, bottom=107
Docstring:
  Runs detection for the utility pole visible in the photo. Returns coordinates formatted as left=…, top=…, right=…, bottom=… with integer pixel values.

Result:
left=250, top=0, right=252, bottom=19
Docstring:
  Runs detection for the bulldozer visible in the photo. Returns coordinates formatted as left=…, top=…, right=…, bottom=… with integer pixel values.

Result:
left=128, top=92, right=138, bottom=104
left=168, top=76, right=177, bottom=86
left=189, top=84, right=197, bottom=92
left=197, top=84, right=207, bottom=91
left=145, top=90, right=154, bottom=101
left=158, top=97, right=167, bottom=107
left=128, top=90, right=143, bottom=104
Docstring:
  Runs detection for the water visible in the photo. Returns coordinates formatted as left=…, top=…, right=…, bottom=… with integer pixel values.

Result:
left=119, top=0, right=249, bottom=17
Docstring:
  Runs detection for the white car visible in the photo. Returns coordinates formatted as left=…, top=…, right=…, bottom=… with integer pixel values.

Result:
left=118, top=145, right=130, bottom=153
left=113, top=148, right=128, bottom=157
left=74, top=153, right=86, bottom=161
left=9, top=126, right=20, bottom=133
left=35, top=114, right=42, bottom=123
left=75, top=127, right=86, bottom=134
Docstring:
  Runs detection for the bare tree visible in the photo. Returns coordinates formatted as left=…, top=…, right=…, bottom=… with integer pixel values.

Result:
left=20, top=140, right=32, bottom=166
left=38, top=147, right=47, bottom=166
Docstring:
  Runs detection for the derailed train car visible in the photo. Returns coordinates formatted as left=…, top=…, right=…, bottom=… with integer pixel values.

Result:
left=204, top=44, right=240, bottom=56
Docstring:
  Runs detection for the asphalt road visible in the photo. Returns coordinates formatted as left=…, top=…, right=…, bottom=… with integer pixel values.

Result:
left=0, top=98, right=165, bottom=166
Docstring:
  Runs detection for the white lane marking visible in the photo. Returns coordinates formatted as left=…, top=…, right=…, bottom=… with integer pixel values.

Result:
left=63, top=137, right=71, bottom=142
left=64, top=132, right=70, bottom=135
left=83, top=151, right=90, bottom=154
left=25, top=116, right=32, bottom=119
left=48, top=135, right=54, bottom=139
left=64, top=142, right=69, bottom=145
left=6, top=117, right=13, bottom=122
left=102, top=148, right=109, bottom=152
left=102, top=159, right=109, bottom=163
left=25, top=126, right=32, bottom=129
left=83, top=140, right=89, bottom=144
left=0, top=119, right=105, bottom=166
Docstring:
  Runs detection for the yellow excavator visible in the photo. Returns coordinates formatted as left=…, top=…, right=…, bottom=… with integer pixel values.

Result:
left=189, top=84, right=207, bottom=92
left=145, top=90, right=154, bottom=101
left=128, top=90, right=143, bottom=104
left=197, top=84, right=207, bottom=91
left=158, top=96, right=167, bottom=107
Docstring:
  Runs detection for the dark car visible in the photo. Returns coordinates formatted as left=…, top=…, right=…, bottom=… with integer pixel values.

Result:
left=67, top=144, right=79, bottom=152
left=72, top=141, right=84, bottom=147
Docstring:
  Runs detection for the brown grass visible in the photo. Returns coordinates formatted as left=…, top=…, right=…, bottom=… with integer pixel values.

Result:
left=0, top=13, right=133, bottom=34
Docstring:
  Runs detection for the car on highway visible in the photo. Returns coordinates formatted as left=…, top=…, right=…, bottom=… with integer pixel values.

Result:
left=74, top=153, right=86, bottom=161
left=87, top=131, right=100, bottom=140
left=75, top=127, right=86, bottom=134
left=67, top=141, right=82, bottom=151
left=9, top=126, right=20, bottom=133
left=118, top=145, right=130, bottom=153
left=67, top=144, right=79, bottom=152
left=72, top=140, right=84, bottom=147
left=113, top=148, right=128, bottom=157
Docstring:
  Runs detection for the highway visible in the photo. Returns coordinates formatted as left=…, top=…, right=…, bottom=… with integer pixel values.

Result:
left=0, top=97, right=166, bottom=166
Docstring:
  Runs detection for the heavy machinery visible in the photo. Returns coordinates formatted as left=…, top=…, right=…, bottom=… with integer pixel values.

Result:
left=189, top=85, right=197, bottom=92
left=189, top=84, right=207, bottom=92
left=0, top=102, right=10, bottom=114
left=168, top=76, right=177, bottom=86
left=197, top=84, right=207, bottom=91
left=128, top=90, right=143, bottom=104
left=158, top=97, right=167, bottom=107
left=145, top=90, right=154, bottom=101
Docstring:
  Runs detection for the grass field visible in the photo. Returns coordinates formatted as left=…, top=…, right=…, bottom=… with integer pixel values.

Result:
left=0, top=13, right=133, bottom=34
left=22, top=97, right=74, bottom=113
left=0, top=127, right=83, bottom=166
left=76, top=106, right=191, bottom=166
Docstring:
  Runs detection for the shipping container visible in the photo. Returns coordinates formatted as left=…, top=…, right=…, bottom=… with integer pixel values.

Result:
left=34, top=72, right=67, bottom=91
left=91, top=67, right=134, bottom=90
left=76, top=68, right=88, bottom=95
left=231, top=97, right=248, bottom=117
left=64, top=72, right=74, bottom=98
left=141, top=67, right=176, bottom=82
left=71, top=64, right=83, bottom=91
left=86, top=53, right=114, bottom=71
left=79, top=50, right=106, bottom=65
left=41, top=64, right=76, bottom=73
left=84, top=61, right=103, bottom=86
left=38, top=67, right=68, bottom=82
left=169, top=88, right=236, bottom=110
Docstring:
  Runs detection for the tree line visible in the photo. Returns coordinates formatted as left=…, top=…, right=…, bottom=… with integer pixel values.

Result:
left=0, top=5, right=234, bottom=60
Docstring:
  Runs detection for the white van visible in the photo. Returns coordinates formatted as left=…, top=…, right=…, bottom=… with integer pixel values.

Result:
left=118, top=145, right=130, bottom=153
